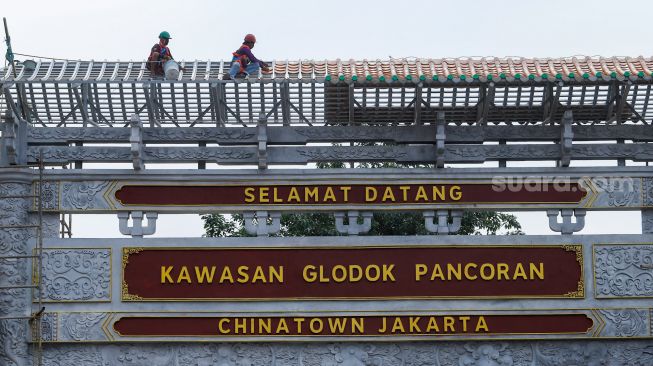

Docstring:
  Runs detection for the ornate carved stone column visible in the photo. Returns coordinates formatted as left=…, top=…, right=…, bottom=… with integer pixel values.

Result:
left=0, top=169, right=33, bottom=366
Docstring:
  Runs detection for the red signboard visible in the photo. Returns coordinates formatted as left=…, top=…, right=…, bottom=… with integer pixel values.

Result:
left=114, top=183, right=586, bottom=206
left=121, top=245, right=584, bottom=301
left=113, top=314, right=594, bottom=337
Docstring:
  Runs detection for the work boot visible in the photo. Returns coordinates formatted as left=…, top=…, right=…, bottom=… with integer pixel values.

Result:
left=222, top=73, right=232, bottom=80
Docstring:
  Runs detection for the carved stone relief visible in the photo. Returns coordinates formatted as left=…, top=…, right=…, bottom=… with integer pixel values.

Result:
left=61, top=181, right=111, bottom=210
left=38, top=341, right=653, bottom=366
left=60, top=313, right=108, bottom=342
left=595, top=245, right=653, bottom=297
left=40, top=249, right=111, bottom=302
left=34, top=181, right=60, bottom=211
left=591, top=177, right=640, bottom=207
left=599, top=309, right=649, bottom=337
left=0, top=181, right=31, bottom=366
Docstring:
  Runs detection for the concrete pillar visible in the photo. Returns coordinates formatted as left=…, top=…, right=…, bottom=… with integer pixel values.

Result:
left=0, top=169, right=33, bottom=366
left=641, top=209, right=653, bottom=234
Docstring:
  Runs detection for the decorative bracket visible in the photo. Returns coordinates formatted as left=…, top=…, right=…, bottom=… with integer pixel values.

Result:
left=423, top=210, right=463, bottom=234
left=560, top=109, right=573, bottom=167
left=118, top=211, right=158, bottom=237
left=547, top=209, right=586, bottom=234
left=257, top=113, right=268, bottom=169
left=129, top=114, right=145, bottom=170
left=435, top=111, right=446, bottom=168
left=0, top=108, right=27, bottom=166
left=335, top=211, right=373, bottom=236
left=243, top=211, right=281, bottom=236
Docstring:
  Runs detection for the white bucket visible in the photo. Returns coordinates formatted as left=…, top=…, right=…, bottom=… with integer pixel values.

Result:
left=163, top=60, right=180, bottom=80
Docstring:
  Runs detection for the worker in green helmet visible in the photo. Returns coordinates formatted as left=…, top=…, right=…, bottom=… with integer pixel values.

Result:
left=147, top=31, right=174, bottom=76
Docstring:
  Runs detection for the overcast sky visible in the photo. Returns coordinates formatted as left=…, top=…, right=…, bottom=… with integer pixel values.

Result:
left=3, top=0, right=650, bottom=237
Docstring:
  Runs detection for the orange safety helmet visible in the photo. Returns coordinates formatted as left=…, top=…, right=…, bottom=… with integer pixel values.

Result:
left=244, top=34, right=257, bottom=43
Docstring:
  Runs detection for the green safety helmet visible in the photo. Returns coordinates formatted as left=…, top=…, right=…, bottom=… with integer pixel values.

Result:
left=159, top=31, right=172, bottom=39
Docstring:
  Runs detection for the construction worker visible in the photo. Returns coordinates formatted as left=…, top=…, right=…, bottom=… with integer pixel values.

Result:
left=147, top=31, right=174, bottom=76
left=225, top=34, right=269, bottom=79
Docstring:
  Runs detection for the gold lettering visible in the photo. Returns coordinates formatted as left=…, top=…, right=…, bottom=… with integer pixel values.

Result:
left=340, top=186, right=351, bottom=202
left=244, top=187, right=255, bottom=203
left=332, top=265, right=347, bottom=283
left=432, top=186, right=445, bottom=201
left=366, top=265, right=380, bottom=281
left=409, top=317, right=421, bottom=332
left=382, top=264, right=396, bottom=282
left=323, top=187, right=336, bottom=202
left=219, top=266, right=234, bottom=283
left=464, top=263, right=478, bottom=280
left=303, top=265, right=317, bottom=282
left=349, top=265, right=363, bottom=282
left=309, top=318, right=324, bottom=334
left=194, top=266, right=216, bottom=284
left=450, top=185, right=462, bottom=200
left=475, top=316, right=489, bottom=332
left=480, top=263, right=495, bottom=280
left=497, top=263, right=509, bottom=280
left=426, top=317, right=440, bottom=332
left=415, top=186, right=428, bottom=201
left=305, top=187, right=319, bottom=202
left=399, top=186, right=411, bottom=201
left=530, top=262, right=544, bottom=280
left=259, top=187, right=270, bottom=203
left=447, top=263, right=462, bottom=281
left=365, top=186, right=378, bottom=202
left=235, top=318, right=247, bottom=334
left=391, top=318, right=405, bottom=333
left=276, top=319, right=289, bottom=334
left=443, top=317, right=455, bottom=332
left=287, top=187, right=300, bottom=202
left=293, top=318, right=305, bottom=333
left=177, top=266, right=191, bottom=283
left=352, top=318, right=364, bottom=333
left=415, top=264, right=427, bottom=281
left=161, top=266, right=173, bottom=284
left=319, top=266, right=330, bottom=283
left=259, top=318, right=272, bottom=334
left=273, top=187, right=283, bottom=203
left=237, top=266, right=250, bottom=283
left=513, top=263, right=527, bottom=280
left=460, top=316, right=470, bottom=332
left=252, top=266, right=267, bottom=283
left=378, top=317, right=387, bottom=333
left=269, top=266, right=284, bottom=283
left=218, top=319, right=231, bottom=334
left=328, top=318, right=347, bottom=334
left=430, top=264, right=445, bottom=281
left=382, top=186, right=396, bottom=202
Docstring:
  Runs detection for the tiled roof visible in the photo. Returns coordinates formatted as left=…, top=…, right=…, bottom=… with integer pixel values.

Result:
left=2, top=56, right=652, bottom=83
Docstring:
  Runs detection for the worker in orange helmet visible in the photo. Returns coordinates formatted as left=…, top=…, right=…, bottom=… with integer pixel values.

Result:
left=225, top=34, right=270, bottom=79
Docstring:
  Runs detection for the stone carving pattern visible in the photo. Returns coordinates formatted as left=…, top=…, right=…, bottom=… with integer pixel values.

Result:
left=41, top=249, right=110, bottom=301
left=28, top=128, right=125, bottom=141
left=61, top=313, right=107, bottom=341
left=34, top=181, right=60, bottom=211
left=144, top=148, right=254, bottom=160
left=592, top=177, right=639, bottom=207
left=643, top=178, right=653, bottom=207
left=297, top=147, right=407, bottom=160
left=294, top=127, right=384, bottom=140
left=39, top=312, right=58, bottom=342
left=0, top=182, right=31, bottom=366
left=599, top=309, right=649, bottom=337
left=28, top=147, right=132, bottom=161
left=38, top=342, right=653, bottom=366
left=595, top=245, right=653, bottom=297
left=438, top=342, right=533, bottom=366
left=61, top=181, right=110, bottom=210
left=144, top=128, right=255, bottom=141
